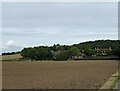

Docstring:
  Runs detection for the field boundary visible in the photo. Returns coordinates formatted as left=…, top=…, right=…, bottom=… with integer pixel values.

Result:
left=99, top=71, right=119, bottom=90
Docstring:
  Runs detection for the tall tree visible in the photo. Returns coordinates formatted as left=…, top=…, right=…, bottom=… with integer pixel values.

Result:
left=68, top=47, right=79, bottom=59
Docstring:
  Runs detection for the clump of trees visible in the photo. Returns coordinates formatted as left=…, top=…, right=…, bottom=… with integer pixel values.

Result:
left=21, top=47, right=53, bottom=61
left=21, top=45, right=80, bottom=61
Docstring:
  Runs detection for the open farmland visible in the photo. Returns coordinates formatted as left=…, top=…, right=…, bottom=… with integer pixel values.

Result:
left=2, top=60, right=118, bottom=89
left=0, top=54, right=22, bottom=61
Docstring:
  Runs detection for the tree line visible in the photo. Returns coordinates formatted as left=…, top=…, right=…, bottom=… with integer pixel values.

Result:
left=2, top=40, right=120, bottom=60
left=20, top=40, right=120, bottom=61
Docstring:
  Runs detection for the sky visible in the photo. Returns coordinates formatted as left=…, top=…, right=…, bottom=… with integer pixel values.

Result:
left=1, top=2, right=118, bottom=53
left=1, top=0, right=119, bottom=2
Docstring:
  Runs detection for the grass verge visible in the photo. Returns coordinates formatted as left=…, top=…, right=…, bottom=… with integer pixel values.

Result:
left=110, top=69, right=120, bottom=90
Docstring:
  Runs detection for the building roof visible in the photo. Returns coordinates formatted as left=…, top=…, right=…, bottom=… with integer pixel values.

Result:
left=95, top=47, right=112, bottom=51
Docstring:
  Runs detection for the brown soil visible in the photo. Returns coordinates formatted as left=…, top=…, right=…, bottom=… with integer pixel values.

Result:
left=2, top=60, right=118, bottom=89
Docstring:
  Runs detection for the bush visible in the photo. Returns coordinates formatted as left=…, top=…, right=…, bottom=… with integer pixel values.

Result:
left=113, top=46, right=120, bottom=58
left=54, top=50, right=69, bottom=61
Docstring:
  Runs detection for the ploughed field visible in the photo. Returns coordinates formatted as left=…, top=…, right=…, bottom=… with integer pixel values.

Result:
left=2, top=60, right=118, bottom=89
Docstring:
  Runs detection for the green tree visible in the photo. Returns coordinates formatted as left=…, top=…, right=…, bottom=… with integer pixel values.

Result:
left=35, top=47, right=53, bottom=60
left=68, top=47, right=79, bottom=59
left=113, top=46, right=120, bottom=58
left=84, top=49, right=95, bottom=56
left=54, top=50, right=69, bottom=61
left=21, top=47, right=32, bottom=59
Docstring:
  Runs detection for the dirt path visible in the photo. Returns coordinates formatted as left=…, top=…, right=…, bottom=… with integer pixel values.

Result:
left=2, top=60, right=118, bottom=89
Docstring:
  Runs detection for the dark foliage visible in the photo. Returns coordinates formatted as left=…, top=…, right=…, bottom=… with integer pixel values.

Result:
left=2, top=40, right=120, bottom=60
left=2, top=51, right=20, bottom=55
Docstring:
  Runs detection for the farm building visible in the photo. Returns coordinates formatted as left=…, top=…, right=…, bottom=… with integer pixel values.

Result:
left=94, top=47, right=112, bottom=56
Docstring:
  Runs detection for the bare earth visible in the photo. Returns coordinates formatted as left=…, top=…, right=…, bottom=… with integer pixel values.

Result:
left=2, top=60, right=118, bottom=89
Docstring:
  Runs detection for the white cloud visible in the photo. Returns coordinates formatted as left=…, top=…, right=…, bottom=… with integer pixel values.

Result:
left=6, top=40, right=15, bottom=46
left=2, top=40, right=23, bottom=53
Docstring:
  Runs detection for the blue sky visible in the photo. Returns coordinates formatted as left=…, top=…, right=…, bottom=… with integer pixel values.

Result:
left=2, top=2, right=118, bottom=53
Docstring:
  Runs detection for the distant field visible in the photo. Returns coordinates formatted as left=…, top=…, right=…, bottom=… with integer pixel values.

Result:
left=0, top=54, right=22, bottom=61
left=2, top=60, right=118, bottom=89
